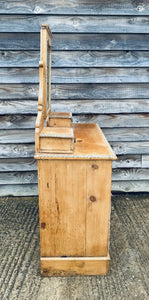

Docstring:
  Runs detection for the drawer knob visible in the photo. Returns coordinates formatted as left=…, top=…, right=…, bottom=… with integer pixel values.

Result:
left=89, top=195, right=97, bottom=202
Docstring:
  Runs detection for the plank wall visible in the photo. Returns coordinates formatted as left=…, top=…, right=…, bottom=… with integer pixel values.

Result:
left=0, top=0, right=149, bottom=195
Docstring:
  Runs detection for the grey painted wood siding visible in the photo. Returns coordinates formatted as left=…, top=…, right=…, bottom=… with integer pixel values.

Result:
left=0, top=1, right=149, bottom=195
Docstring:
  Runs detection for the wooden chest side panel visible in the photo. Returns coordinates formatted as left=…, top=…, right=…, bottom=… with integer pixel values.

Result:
left=38, top=160, right=56, bottom=257
left=86, top=160, right=112, bottom=256
left=38, top=160, right=86, bottom=257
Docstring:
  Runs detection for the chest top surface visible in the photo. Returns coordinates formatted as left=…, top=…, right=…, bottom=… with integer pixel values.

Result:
left=35, top=123, right=116, bottom=160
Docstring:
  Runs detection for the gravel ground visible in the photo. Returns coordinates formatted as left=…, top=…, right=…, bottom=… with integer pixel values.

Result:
left=0, top=194, right=148, bottom=300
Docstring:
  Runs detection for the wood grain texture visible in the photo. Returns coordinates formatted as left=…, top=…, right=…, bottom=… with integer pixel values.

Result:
left=0, top=184, right=38, bottom=196
left=0, top=50, right=39, bottom=67
left=0, top=101, right=37, bottom=114
left=111, top=141, right=149, bottom=155
left=39, top=135, right=74, bottom=153
left=0, top=180, right=149, bottom=197
left=0, top=115, right=36, bottom=129
left=2, top=83, right=149, bottom=100
left=0, top=171, right=37, bottom=184
left=51, top=84, right=149, bottom=100
left=0, top=158, right=37, bottom=171
left=0, top=4, right=149, bottom=194
left=0, top=129, right=34, bottom=143
left=0, top=128, right=149, bottom=144
left=2, top=67, right=149, bottom=84
left=142, top=155, right=149, bottom=168
left=73, top=114, right=149, bottom=128
left=1, top=99, right=149, bottom=115
left=0, top=114, right=148, bottom=129
left=51, top=50, right=149, bottom=68
left=0, top=144, right=34, bottom=158
left=103, top=128, right=149, bottom=142
left=0, top=84, right=37, bottom=99
left=112, top=181, right=149, bottom=192
left=51, top=67, right=149, bottom=84
left=1, top=33, right=149, bottom=50
left=86, top=161, right=112, bottom=256
left=0, top=155, right=142, bottom=172
left=113, top=155, right=141, bottom=168
left=0, top=68, right=39, bottom=84
left=52, top=99, right=149, bottom=113
left=1, top=15, right=149, bottom=33
left=35, top=124, right=116, bottom=160
left=38, top=160, right=86, bottom=257
left=0, top=143, right=113, bottom=159
left=36, top=117, right=114, bottom=267
left=40, top=257, right=109, bottom=276
left=1, top=51, right=149, bottom=68
left=37, top=141, right=149, bottom=155
left=1, top=168, right=149, bottom=185
left=0, top=0, right=149, bottom=15
left=112, top=168, right=149, bottom=181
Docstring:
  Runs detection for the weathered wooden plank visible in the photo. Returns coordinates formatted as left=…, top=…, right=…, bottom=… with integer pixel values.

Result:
left=1, top=67, right=149, bottom=84
left=112, top=168, right=149, bottom=181
left=103, top=128, right=149, bottom=142
left=0, top=68, right=39, bottom=84
left=1, top=114, right=148, bottom=129
left=52, top=99, right=149, bottom=114
left=1, top=33, right=149, bottom=50
left=51, top=84, right=149, bottom=100
left=0, top=141, right=148, bottom=158
left=142, top=155, right=149, bottom=168
left=1, top=16, right=149, bottom=33
left=0, top=0, right=149, bottom=15
left=1, top=83, right=149, bottom=100
left=52, top=68, right=149, bottom=84
left=113, top=155, right=141, bottom=168
left=0, top=184, right=38, bottom=196
left=0, top=158, right=37, bottom=171
left=112, top=181, right=149, bottom=192
left=111, top=141, right=149, bottom=155
left=0, top=142, right=148, bottom=158
left=0, top=171, right=37, bottom=184
left=1, top=168, right=148, bottom=185
left=1, top=51, right=149, bottom=68
left=1, top=80, right=149, bottom=101
left=0, top=84, right=37, bottom=99
left=0, top=115, right=36, bottom=129
left=0, top=144, right=34, bottom=158
left=0, top=33, right=39, bottom=50
left=0, top=129, right=34, bottom=143
left=0, top=100, right=37, bottom=114
left=1, top=128, right=149, bottom=144
left=73, top=114, right=149, bottom=128
left=0, top=50, right=39, bottom=67
left=0, top=155, right=141, bottom=171
left=0, top=180, right=149, bottom=197
left=1, top=99, right=149, bottom=115
left=51, top=50, right=149, bottom=68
